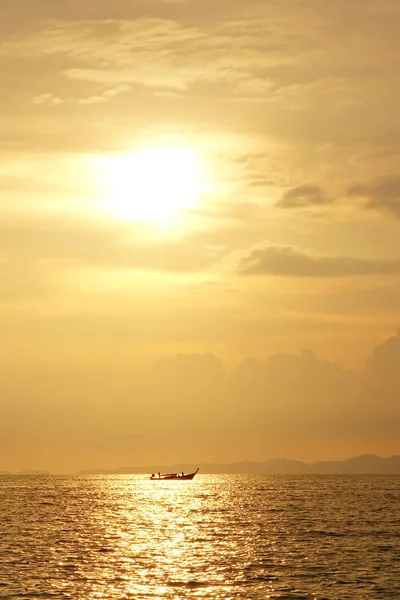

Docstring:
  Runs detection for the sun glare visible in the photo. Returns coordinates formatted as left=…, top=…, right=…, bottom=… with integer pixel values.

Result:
left=98, top=146, right=208, bottom=224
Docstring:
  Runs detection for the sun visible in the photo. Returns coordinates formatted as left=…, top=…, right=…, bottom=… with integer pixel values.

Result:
left=98, top=146, right=208, bottom=224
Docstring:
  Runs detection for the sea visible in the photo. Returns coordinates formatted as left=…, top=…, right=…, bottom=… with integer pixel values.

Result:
left=0, top=474, right=399, bottom=599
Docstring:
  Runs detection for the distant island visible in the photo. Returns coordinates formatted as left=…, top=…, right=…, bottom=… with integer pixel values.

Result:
left=79, top=454, right=400, bottom=475
left=3, top=455, right=399, bottom=476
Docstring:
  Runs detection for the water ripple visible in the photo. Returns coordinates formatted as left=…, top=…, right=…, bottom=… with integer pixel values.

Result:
left=0, top=474, right=399, bottom=598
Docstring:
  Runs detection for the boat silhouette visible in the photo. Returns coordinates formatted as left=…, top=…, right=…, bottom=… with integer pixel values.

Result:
left=150, top=468, right=199, bottom=480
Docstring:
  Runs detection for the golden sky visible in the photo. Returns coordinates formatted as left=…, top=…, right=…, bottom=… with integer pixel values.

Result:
left=1, top=0, right=400, bottom=472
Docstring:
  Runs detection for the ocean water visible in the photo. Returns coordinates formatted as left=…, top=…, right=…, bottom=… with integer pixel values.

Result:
left=0, top=475, right=399, bottom=599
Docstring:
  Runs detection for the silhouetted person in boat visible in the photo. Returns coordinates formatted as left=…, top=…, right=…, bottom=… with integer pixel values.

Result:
left=158, top=471, right=161, bottom=479
left=181, top=472, right=184, bottom=477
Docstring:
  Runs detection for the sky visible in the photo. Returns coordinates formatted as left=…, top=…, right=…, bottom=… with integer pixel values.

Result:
left=1, top=0, right=400, bottom=472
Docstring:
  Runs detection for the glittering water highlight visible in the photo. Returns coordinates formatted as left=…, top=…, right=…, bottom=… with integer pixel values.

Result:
left=1, top=475, right=399, bottom=598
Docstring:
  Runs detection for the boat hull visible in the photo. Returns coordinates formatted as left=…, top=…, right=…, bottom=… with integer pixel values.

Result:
left=150, top=468, right=199, bottom=481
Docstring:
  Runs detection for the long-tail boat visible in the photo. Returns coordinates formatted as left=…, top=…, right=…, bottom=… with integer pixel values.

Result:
left=150, top=468, right=199, bottom=480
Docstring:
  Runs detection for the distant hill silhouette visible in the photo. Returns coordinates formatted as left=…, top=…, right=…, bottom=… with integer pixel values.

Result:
left=79, top=454, right=400, bottom=475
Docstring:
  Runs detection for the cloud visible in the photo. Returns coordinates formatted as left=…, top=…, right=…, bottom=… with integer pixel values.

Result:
left=32, top=93, right=64, bottom=105
left=227, top=331, right=400, bottom=431
left=365, top=330, right=400, bottom=380
left=1, top=18, right=236, bottom=92
left=238, top=245, right=400, bottom=277
left=277, top=184, right=331, bottom=208
left=348, top=176, right=400, bottom=219
left=30, top=84, right=131, bottom=106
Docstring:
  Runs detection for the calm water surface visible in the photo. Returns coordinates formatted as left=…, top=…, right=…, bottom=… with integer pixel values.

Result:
left=0, top=475, right=399, bottom=599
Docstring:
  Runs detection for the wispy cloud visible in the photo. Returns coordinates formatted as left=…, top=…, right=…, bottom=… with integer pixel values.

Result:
left=277, top=184, right=331, bottom=209
left=2, top=0, right=398, bottom=102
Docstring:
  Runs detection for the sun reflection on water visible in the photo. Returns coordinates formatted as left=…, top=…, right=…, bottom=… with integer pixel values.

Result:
left=3, top=474, right=399, bottom=599
left=91, top=475, right=249, bottom=597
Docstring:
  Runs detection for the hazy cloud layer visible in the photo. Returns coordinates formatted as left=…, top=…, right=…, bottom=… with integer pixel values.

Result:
left=1, top=332, right=399, bottom=471
left=0, top=213, right=227, bottom=281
